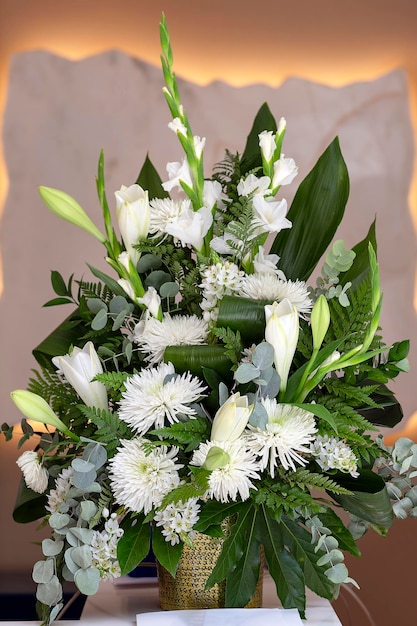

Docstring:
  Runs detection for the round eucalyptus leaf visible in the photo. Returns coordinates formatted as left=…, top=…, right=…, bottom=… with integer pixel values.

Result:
left=83, top=442, right=107, bottom=470
left=91, top=308, right=108, bottom=331
left=68, top=527, right=95, bottom=545
left=72, top=458, right=96, bottom=473
left=145, top=270, right=171, bottom=290
left=49, top=603, right=64, bottom=623
left=112, top=309, right=129, bottom=331
left=235, top=363, right=259, bottom=384
left=71, top=545, right=93, bottom=569
left=74, top=566, right=101, bottom=595
left=36, top=575, right=62, bottom=607
left=33, top=559, right=54, bottom=584
left=62, top=564, right=75, bottom=582
left=72, top=468, right=97, bottom=490
left=159, top=282, right=179, bottom=299
left=42, top=538, right=64, bottom=557
left=49, top=512, right=70, bottom=530
left=64, top=548, right=80, bottom=575
left=249, top=403, right=268, bottom=430
left=252, top=342, right=274, bottom=369
left=109, top=295, right=130, bottom=314
left=325, top=563, right=349, bottom=584
left=81, top=500, right=98, bottom=522
left=87, top=298, right=108, bottom=314
left=137, top=253, right=163, bottom=273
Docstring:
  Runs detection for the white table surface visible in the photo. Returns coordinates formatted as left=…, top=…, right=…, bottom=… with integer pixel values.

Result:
left=0, top=571, right=343, bottom=625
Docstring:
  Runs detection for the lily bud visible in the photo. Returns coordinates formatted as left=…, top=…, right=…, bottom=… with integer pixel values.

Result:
left=202, top=446, right=230, bottom=471
left=115, top=184, right=150, bottom=266
left=211, top=392, right=253, bottom=442
left=11, top=390, right=70, bottom=434
left=310, top=295, right=330, bottom=351
left=265, top=298, right=299, bottom=393
left=38, top=186, right=106, bottom=243
left=52, top=342, right=108, bottom=410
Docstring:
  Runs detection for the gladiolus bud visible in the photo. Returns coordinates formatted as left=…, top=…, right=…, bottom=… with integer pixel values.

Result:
left=311, top=295, right=330, bottom=351
left=265, top=298, right=299, bottom=393
left=39, top=186, right=106, bottom=243
left=211, top=392, right=253, bottom=442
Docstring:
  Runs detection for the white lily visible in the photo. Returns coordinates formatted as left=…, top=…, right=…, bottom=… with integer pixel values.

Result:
left=265, top=298, right=299, bottom=393
left=52, top=342, right=108, bottom=410
left=115, top=184, right=150, bottom=266
left=211, top=392, right=253, bottom=442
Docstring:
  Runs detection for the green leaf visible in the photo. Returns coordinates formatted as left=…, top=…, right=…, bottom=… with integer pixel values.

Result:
left=216, top=295, right=266, bottom=345
left=117, top=516, right=151, bottom=576
left=136, top=154, right=169, bottom=200
left=339, top=220, right=377, bottom=288
left=315, top=508, right=361, bottom=557
left=152, top=525, right=183, bottom=577
left=51, top=270, right=70, bottom=296
left=240, top=103, right=277, bottom=174
left=291, top=402, right=339, bottom=435
left=332, top=469, right=393, bottom=529
left=270, top=137, right=349, bottom=281
left=358, top=386, right=404, bottom=428
left=194, top=501, right=244, bottom=533
left=86, top=263, right=127, bottom=296
left=257, top=509, right=306, bottom=615
left=13, top=476, right=48, bottom=523
left=164, top=344, right=233, bottom=382
left=32, top=311, right=88, bottom=370
left=43, top=297, right=73, bottom=307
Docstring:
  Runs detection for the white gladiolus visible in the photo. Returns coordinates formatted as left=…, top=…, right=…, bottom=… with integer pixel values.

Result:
left=168, top=117, right=187, bottom=136
left=115, top=184, right=150, bottom=266
left=136, top=286, right=161, bottom=318
left=265, top=298, right=299, bottom=392
left=253, top=246, right=283, bottom=276
left=272, top=155, right=298, bottom=189
left=237, top=174, right=271, bottom=197
left=211, top=392, right=253, bottom=442
left=162, top=158, right=193, bottom=192
left=166, top=205, right=213, bottom=251
left=117, top=278, right=136, bottom=300
left=252, top=195, right=291, bottom=234
left=52, top=342, right=108, bottom=410
left=259, top=130, right=276, bottom=163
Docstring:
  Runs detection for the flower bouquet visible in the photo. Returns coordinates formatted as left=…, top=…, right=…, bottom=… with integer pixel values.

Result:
left=3, top=13, right=415, bottom=626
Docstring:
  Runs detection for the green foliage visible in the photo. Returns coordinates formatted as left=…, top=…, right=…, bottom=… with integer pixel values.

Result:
left=150, top=416, right=211, bottom=452
left=76, top=406, right=133, bottom=456
left=210, top=326, right=243, bottom=368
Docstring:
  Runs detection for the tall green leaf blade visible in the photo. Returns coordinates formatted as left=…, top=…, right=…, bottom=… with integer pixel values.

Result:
left=270, top=137, right=349, bottom=281
left=240, top=103, right=277, bottom=175
left=258, top=507, right=306, bottom=615
left=136, top=154, right=169, bottom=200
left=332, top=469, right=393, bottom=528
left=226, top=530, right=262, bottom=607
left=117, top=515, right=151, bottom=575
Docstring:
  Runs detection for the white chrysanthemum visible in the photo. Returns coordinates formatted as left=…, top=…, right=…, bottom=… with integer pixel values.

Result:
left=310, top=435, right=359, bottom=478
left=149, top=197, right=192, bottom=237
left=154, top=498, right=201, bottom=546
left=118, top=362, right=206, bottom=435
left=91, top=517, right=124, bottom=580
left=16, top=450, right=49, bottom=494
left=109, top=439, right=182, bottom=514
left=133, top=313, right=209, bottom=364
left=246, top=400, right=317, bottom=476
left=200, top=261, right=245, bottom=323
left=191, top=440, right=260, bottom=503
left=240, top=273, right=312, bottom=314
left=46, top=467, right=74, bottom=513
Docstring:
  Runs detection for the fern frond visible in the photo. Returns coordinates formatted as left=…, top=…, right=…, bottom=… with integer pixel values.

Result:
left=150, top=416, right=210, bottom=452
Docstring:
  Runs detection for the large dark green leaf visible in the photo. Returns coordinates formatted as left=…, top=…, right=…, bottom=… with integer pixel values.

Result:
left=216, top=295, right=267, bottom=345
left=270, top=137, right=349, bottom=281
left=358, top=385, right=403, bottom=428
left=226, top=523, right=262, bottom=607
left=240, top=103, right=277, bottom=175
left=258, top=508, right=306, bottom=615
left=117, top=515, right=151, bottom=575
left=13, top=477, right=47, bottom=523
left=32, top=311, right=88, bottom=370
left=152, top=525, right=183, bottom=577
left=332, top=469, right=393, bottom=529
left=313, top=507, right=361, bottom=557
left=280, top=517, right=334, bottom=602
left=339, top=220, right=377, bottom=288
left=136, top=154, right=169, bottom=200
left=164, top=344, right=233, bottom=382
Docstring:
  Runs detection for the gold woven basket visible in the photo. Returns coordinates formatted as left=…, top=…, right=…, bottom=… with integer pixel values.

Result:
left=157, top=528, right=264, bottom=610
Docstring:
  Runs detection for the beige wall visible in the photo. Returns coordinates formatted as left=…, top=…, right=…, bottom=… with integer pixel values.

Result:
left=1, top=2, right=417, bottom=625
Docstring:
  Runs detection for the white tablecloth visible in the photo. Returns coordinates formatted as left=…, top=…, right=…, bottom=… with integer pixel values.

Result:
left=0, top=572, right=343, bottom=625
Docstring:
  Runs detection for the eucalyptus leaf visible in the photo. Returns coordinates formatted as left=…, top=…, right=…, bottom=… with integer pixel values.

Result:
left=81, top=500, right=97, bottom=522
left=325, top=563, right=349, bottom=584
left=159, top=282, right=180, bottom=299
left=109, top=295, right=131, bottom=314
left=71, top=545, right=93, bottom=569
left=235, top=363, right=260, bottom=384
left=145, top=270, right=172, bottom=290
left=252, top=342, right=274, bottom=370
left=83, top=442, right=107, bottom=470
left=72, top=468, right=97, bottom=490
left=67, top=527, right=95, bottom=545
left=87, top=298, right=108, bottom=314
left=33, top=559, right=54, bottom=584
left=91, top=308, right=108, bottom=331
left=74, top=566, right=101, bottom=595
left=42, top=538, right=64, bottom=557
left=36, top=575, right=62, bottom=606
left=49, top=512, right=70, bottom=530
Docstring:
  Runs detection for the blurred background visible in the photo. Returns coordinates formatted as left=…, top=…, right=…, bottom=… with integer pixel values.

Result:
left=1, top=1, right=417, bottom=624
